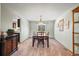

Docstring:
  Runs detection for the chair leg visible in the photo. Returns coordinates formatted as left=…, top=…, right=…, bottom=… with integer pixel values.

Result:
left=42, top=40, right=44, bottom=48
left=37, top=39, right=40, bottom=48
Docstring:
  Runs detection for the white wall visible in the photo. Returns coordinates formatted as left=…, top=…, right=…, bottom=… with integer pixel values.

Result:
left=1, top=5, right=17, bottom=31
left=29, top=21, right=55, bottom=38
left=55, top=5, right=79, bottom=51
left=20, top=19, right=29, bottom=42
left=0, top=4, right=1, bottom=31
left=1, top=4, right=29, bottom=42
left=55, top=11, right=73, bottom=51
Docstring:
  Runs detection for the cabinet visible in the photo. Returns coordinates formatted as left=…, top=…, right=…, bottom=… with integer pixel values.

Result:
left=4, top=39, right=12, bottom=56
left=14, top=33, right=20, bottom=42
left=0, top=34, right=18, bottom=56
left=72, top=6, right=79, bottom=55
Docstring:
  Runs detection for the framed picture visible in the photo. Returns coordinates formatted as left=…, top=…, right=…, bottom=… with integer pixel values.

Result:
left=38, top=25, right=45, bottom=32
left=58, top=19, right=64, bottom=31
left=65, top=19, right=70, bottom=29
left=13, top=22, right=16, bottom=28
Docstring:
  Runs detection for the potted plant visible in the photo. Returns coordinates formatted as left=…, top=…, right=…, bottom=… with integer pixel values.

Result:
left=6, top=29, right=14, bottom=35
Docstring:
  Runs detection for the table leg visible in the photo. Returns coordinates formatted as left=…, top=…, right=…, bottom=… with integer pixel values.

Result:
left=47, top=37, right=49, bottom=48
left=32, top=38, right=35, bottom=47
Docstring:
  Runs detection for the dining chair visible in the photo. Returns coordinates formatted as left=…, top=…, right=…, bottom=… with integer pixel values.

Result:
left=37, top=32, right=44, bottom=48
left=32, top=32, right=38, bottom=47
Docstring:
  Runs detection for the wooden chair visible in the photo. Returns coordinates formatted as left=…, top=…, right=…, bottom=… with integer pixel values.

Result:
left=37, top=32, right=45, bottom=48
left=44, top=32, right=49, bottom=48
left=32, top=32, right=38, bottom=47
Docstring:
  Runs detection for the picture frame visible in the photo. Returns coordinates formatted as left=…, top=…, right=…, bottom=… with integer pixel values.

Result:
left=65, top=19, right=70, bottom=29
left=58, top=19, right=64, bottom=31
left=13, top=22, right=16, bottom=28
left=38, top=25, right=45, bottom=32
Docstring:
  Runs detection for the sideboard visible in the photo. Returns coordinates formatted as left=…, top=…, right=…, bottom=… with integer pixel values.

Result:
left=0, top=34, right=18, bottom=56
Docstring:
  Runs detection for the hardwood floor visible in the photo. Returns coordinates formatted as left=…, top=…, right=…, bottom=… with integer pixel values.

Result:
left=12, top=38, right=72, bottom=56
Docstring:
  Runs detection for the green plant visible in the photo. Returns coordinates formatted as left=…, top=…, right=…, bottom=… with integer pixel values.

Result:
left=7, top=29, right=14, bottom=35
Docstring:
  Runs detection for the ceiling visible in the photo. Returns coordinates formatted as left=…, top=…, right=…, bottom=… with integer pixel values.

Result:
left=1, top=3, right=79, bottom=21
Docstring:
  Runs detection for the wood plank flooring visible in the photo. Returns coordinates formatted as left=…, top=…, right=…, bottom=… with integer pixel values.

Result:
left=12, top=38, right=72, bottom=56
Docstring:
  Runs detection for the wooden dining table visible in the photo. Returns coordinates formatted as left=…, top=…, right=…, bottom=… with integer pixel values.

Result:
left=32, top=35, right=49, bottom=48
